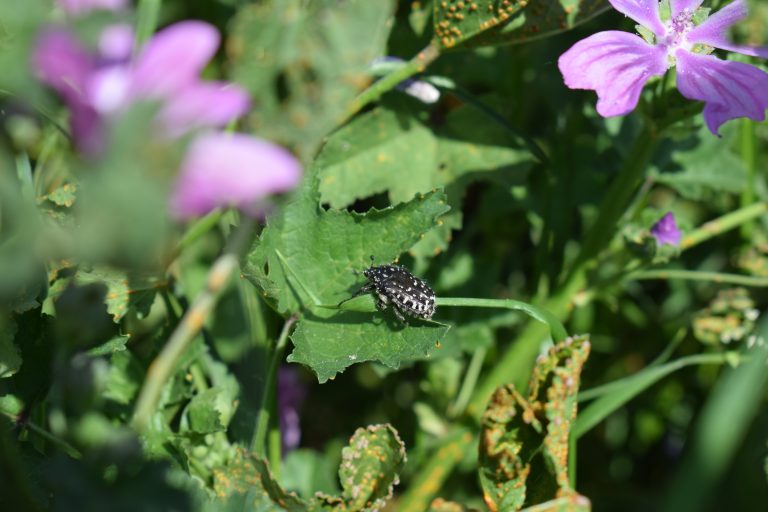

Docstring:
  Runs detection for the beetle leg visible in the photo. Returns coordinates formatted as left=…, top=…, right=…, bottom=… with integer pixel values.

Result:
left=375, top=292, right=389, bottom=311
left=392, top=305, right=408, bottom=325
left=338, top=283, right=375, bottom=307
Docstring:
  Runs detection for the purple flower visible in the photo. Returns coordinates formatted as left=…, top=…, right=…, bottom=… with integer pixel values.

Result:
left=33, top=21, right=302, bottom=218
left=277, top=366, right=306, bottom=454
left=56, top=0, right=127, bottom=15
left=33, top=21, right=250, bottom=152
left=558, top=0, right=768, bottom=135
left=170, top=133, right=302, bottom=218
left=651, top=212, right=682, bottom=246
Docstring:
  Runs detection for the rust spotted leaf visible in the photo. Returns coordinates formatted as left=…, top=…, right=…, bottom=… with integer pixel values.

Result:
left=478, top=335, right=591, bottom=511
left=434, top=0, right=608, bottom=49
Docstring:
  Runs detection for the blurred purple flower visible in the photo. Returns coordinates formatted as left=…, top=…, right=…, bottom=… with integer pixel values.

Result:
left=57, top=0, right=127, bottom=15
left=558, top=0, right=768, bottom=135
left=170, top=133, right=302, bottom=218
left=651, top=212, right=682, bottom=246
left=33, top=21, right=250, bottom=152
left=277, top=366, right=306, bottom=454
left=33, top=20, right=302, bottom=218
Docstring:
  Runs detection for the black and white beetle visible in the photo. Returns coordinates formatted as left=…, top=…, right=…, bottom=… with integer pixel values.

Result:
left=341, top=257, right=436, bottom=323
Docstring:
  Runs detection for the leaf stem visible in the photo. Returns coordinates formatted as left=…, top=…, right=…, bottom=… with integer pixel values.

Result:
left=572, top=352, right=739, bottom=440
left=168, top=208, right=223, bottom=263
left=626, top=269, right=768, bottom=288
left=250, top=315, right=297, bottom=456
left=343, top=41, right=441, bottom=122
left=0, top=409, right=81, bottom=459
left=436, top=297, right=568, bottom=341
left=680, top=202, right=768, bottom=250
left=567, top=125, right=659, bottom=277
left=739, top=119, right=757, bottom=238
left=397, top=426, right=474, bottom=512
left=131, top=218, right=255, bottom=433
left=449, top=347, right=487, bottom=418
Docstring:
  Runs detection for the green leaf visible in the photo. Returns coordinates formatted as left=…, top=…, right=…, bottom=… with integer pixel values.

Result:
left=103, top=350, right=143, bottom=406
left=651, top=123, right=747, bottom=201
left=315, top=103, right=532, bottom=263
left=228, top=0, right=396, bottom=159
left=184, top=387, right=239, bottom=434
left=0, top=0, right=47, bottom=98
left=42, top=183, right=78, bottom=208
left=317, top=104, right=533, bottom=208
left=280, top=448, right=340, bottom=499
left=45, top=267, right=160, bottom=323
left=244, top=169, right=451, bottom=381
left=479, top=335, right=590, bottom=510
left=288, top=313, right=450, bottom=383
left=433, top=0, right=608, bottom=49
left=212, top=448, right=310, bottom=511
left=246, top=179, right=449, bottom=314
left=316, top=424, right=406, bottom=511
left=0, top=316, right=21, bottom=378
left=520, top=494, right=592, bottom=512
left=86, top=334, right=130, bottom=357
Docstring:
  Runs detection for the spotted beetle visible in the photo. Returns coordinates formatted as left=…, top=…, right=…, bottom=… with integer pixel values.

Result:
left=341, top=257, right=436, bottom=323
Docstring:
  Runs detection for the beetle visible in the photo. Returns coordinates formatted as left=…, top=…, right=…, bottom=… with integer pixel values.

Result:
left=341, top=256, right=436, bottom=323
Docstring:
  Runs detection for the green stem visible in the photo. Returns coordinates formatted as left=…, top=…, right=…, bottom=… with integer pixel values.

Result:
left=134, top=0, right=162, bottom=52
left=577, top=329, right=686, bottom=403
left=567, top=126, right=659, bottom=277
left=131, top=219, right=255, bottom=433
left=436, top=297, right=568, bottom=341
left=343, top=41, right=441, bottom=122
left=0, top=409, right=81, bottom=459
left=572, top=352, right=738, bottom=440
left=268, top=426, right=282, bottom=479
left=169, top=208, right=223, bottom=262
left=681, top=202, right=768, bottom=250
left=739, top=119, right=757, bottom=238
left=250, top=315, right=298, bottom=455
left=626, top=269, right=768, bottom=287
left=449, top=347, right=487, bottom=418
left=398, top=426, right=474, bottom=512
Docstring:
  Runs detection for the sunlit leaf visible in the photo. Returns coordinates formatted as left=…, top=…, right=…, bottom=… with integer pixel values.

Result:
left=228, top=0, right=396, bottom=159
left=433, top=0, right=608, bottom=49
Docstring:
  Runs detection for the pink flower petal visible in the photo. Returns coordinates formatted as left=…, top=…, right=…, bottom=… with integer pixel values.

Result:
left=686, top=0, right=768, bottom=59
left=32, top=29, right=93, bottom=102
left=650, top=212, right=681, bottom=247
left=670, top=0, right=704, bottom=17
left=170, top=133, right=302, bottom=218
left=87, top=66, right=131, bottom=114
left=130, top=21, right=219, bottom=100
left=559, top=31, right=667, bottom=117
left=98, top=23, right=134, bottom=62
left=157, top=82, right=250, bottom=138
left=675, top=49, right=768, bottom=134
left=608, top=0, right=665, bottom=37
left=56, top=0, right=127, bottom=15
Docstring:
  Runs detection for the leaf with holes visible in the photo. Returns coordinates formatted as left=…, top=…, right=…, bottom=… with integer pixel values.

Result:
left=479, top=335, right=591, bottom=510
